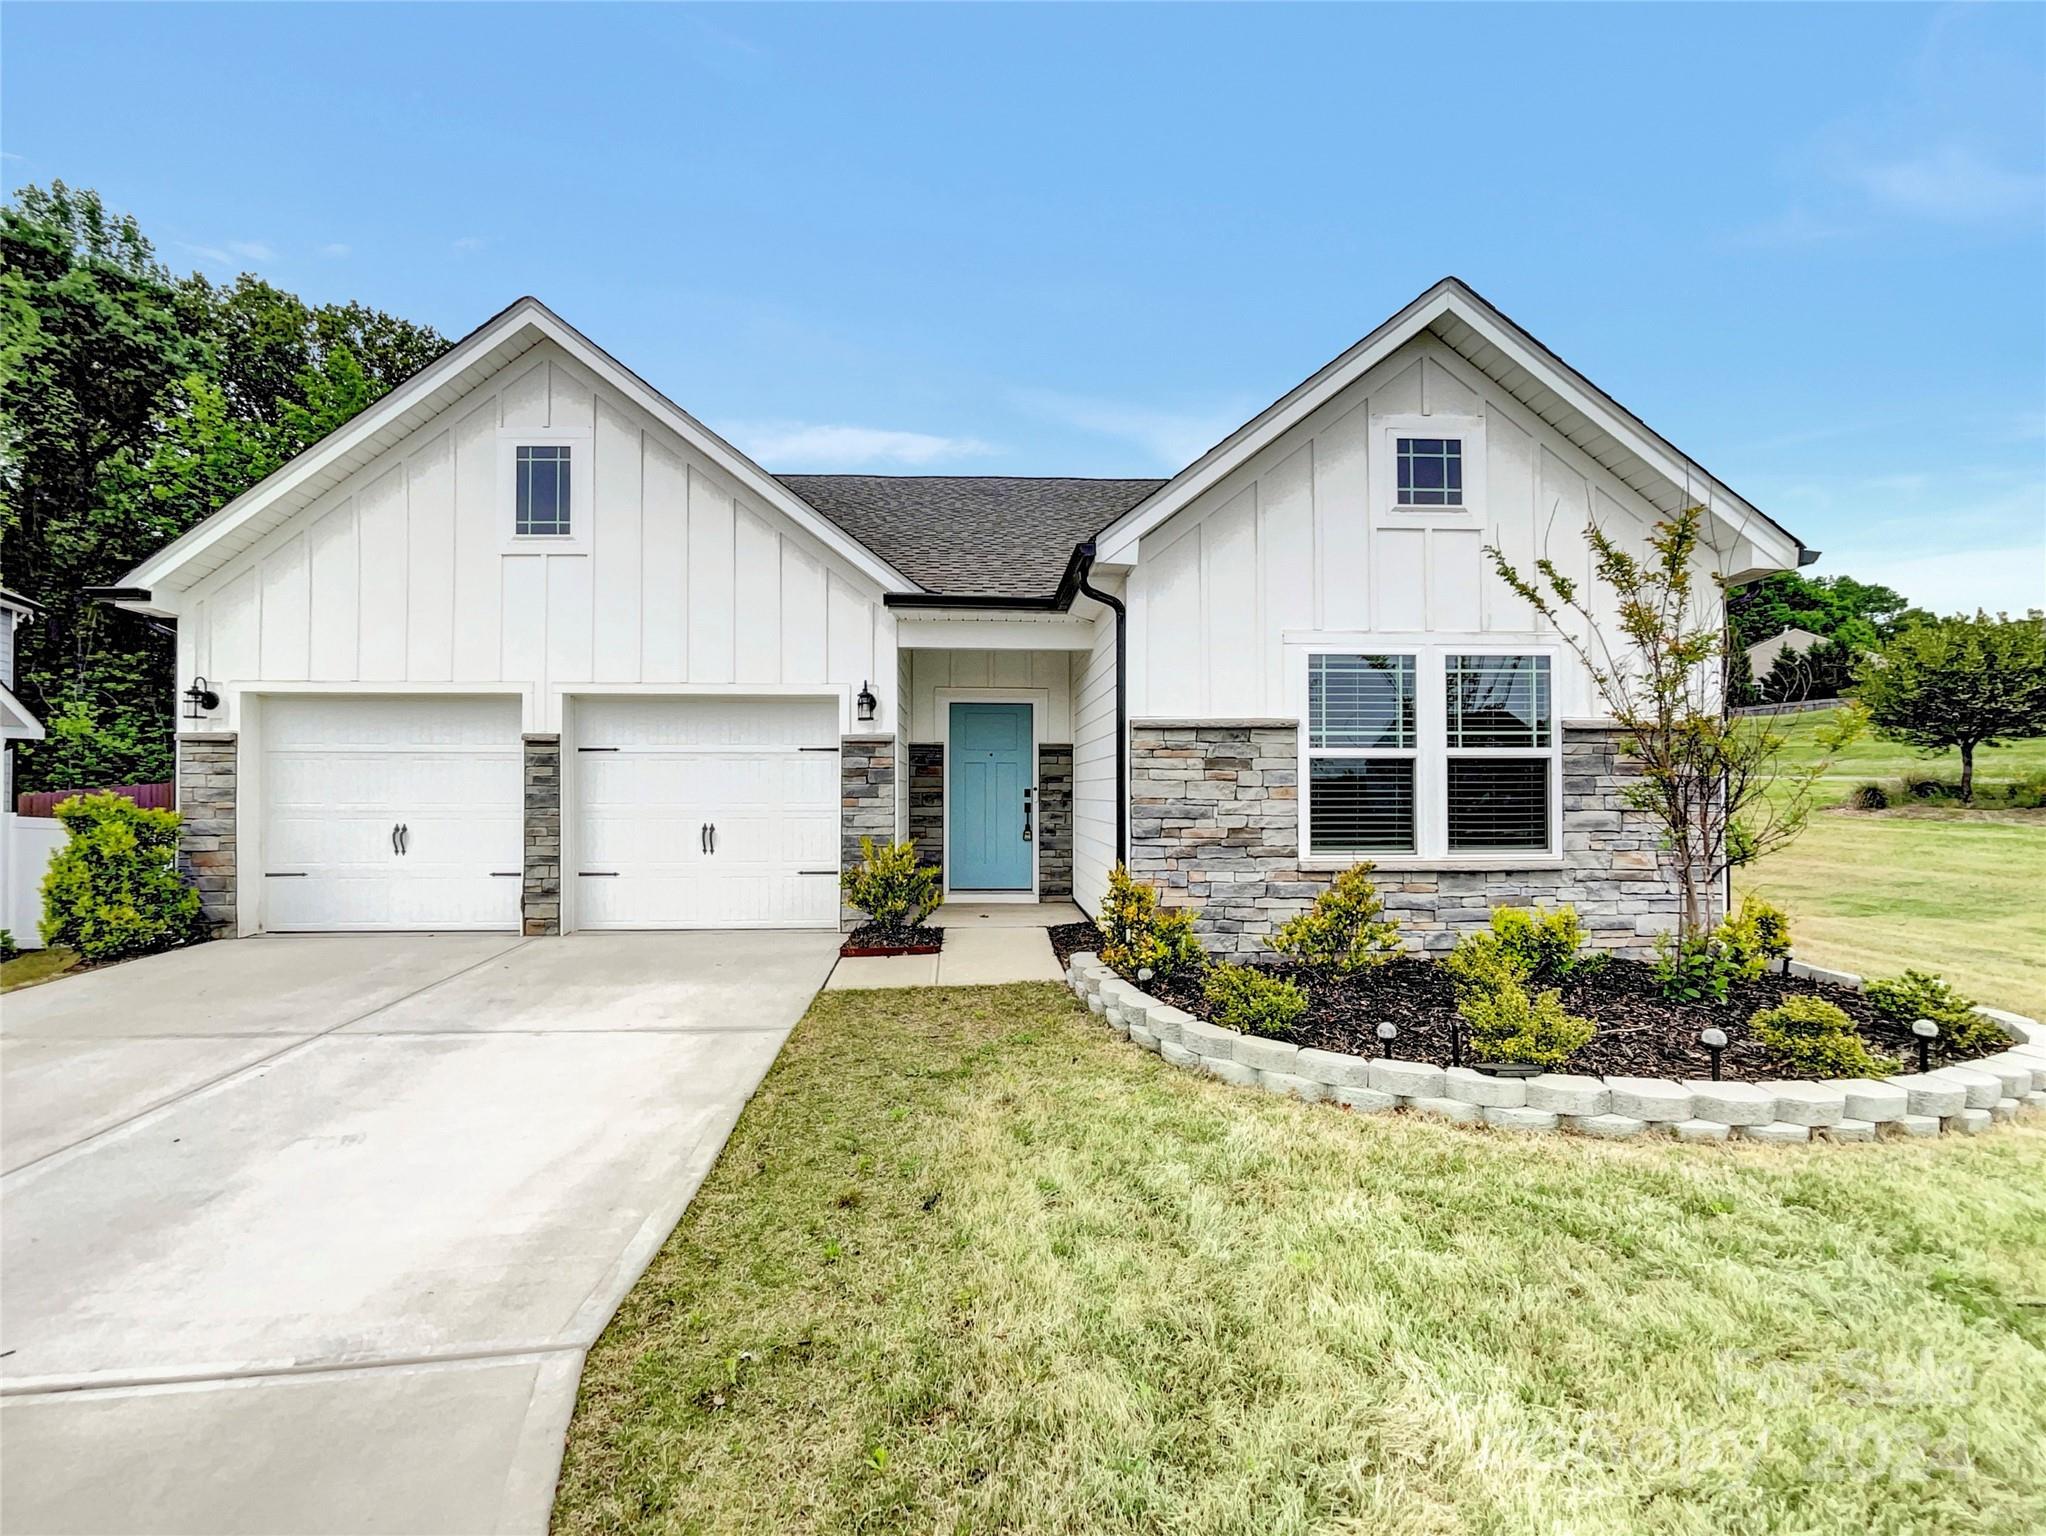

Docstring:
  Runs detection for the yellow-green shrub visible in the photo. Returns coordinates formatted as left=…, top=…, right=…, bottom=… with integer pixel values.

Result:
left=1444, top=905, right=1600, bottom=995
left=40, top=793, right=201, bottom=962
left=1748, top=995, right=1895, bottom=1077
left=840, top=837, right=942, bottom=937
left=1272, top=863, right=1401, bottom=973
left=1716, top=894, right=1792, bottom=981
left=1457, top=976, right=1596, bottom=1067
left=1099, top=864, right=1206, bottom=980
left=1863, top=969, right=2004, bottom=1058
left=1203, top=963, right=1308, bottom=1038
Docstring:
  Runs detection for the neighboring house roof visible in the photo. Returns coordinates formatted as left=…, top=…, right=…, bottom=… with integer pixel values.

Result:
left=0, top=586, right=41, bottom=616
left=1745, top=626, right=1828, bottom=675
left=0, top=682, right=42, bottom=741
left=778, top=475, right=1164, bottom=598
left=1093, top=276, right=1810, bottom=581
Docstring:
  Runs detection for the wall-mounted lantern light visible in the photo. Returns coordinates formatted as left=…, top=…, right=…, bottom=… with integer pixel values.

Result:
left=855, top=680, right=877, bottom=724
left=182, top=676, right=221, bottom=722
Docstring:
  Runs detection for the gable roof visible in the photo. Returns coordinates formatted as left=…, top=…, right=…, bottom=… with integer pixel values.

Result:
left=778, top=475, right=1163, bottom=598
left=118, top=297, right=917, bottom=604
left=1093, top=276, right=1809, bottom=578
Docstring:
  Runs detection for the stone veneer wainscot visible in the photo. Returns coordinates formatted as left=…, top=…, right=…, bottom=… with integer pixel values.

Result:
left=840, top=736, right=896, bottom=928
left=177, top=732, right=238, bottom=936
left=522, top=733, right=562, bottom=936
left=1129, top=719, right=1700, bottom=959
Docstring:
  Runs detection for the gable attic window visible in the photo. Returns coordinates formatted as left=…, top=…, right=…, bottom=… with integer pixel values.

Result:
left=515, top=444, right=573, bottom=536
left=1396, top=437, right=1462, bottom=506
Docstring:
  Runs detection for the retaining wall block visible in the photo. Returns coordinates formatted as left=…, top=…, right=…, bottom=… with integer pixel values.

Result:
left=1563, top=1113, right=1646, bottom=1140
left=1944, top=1107, right=1992, bottom=1136
left=1883, top=1114, right=1942, bottom=1138
left=1525, top=1074, right=1610, bottom=1117
left=1181, top=1019, right=1242, bottom=1062
left=1235, top=1035, right=1303, bottom=1075
left=1671, top=1119, right=1730, bottom=1143
left=1757, top=1081, right=1846, bottom=1128
left=1682, top=1080, right=1777, bottom=1127
left=1204, top=1057, right=1260, bottom=1089
left=1144, top=1003, right=1196, bottom=1046
left=1261, top=1071, right=1330, bottom=1103
left=1787, top=960, right=1863, bottom=988
left=1128, top=1025, right=1159, bottom=1053
left=1924, top=1065, right=2001, bottom=1110
left=1334, top=1086, right=1398, bottom=1114
left=1606, top=1077, right=1695, bottom=1123
left=1821, top=1119, right=1878, bottom=1143
left=1990, top=1097, right=2020, bottom=1124
left=1974, top=1005, right=2040, bottom=1046
left=1444, top=1067, right=1528, bottom=1109
left=1886, top=1074, right=1967, bottom=1119
left=1735, top=1121, right=1812, bottom=1145
left=1295, top=1048, right=1377, bottom=1090
left=1971, top=1058, right=2036, bottom=1099
left=1482, top=1105, right=1559, bottom=1132
left=1160, top=1041, right=1199, bottom=1069
left=1405, top=1096, right=1482, bottom=1125
left=1833, top=1079, right=1908, bottom=1123
left=2027, top=1091, right=2046, bottom=1112
left=1368, top=1060, right=1445, bottom=1099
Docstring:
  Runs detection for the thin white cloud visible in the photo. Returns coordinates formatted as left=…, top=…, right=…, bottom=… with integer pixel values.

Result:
left=318, top=242, right=352, bottom=259
left=726, top=421, right=997, bottom=470
left=1015, top=388, right=1248, bottom=471
left=179, top=239, right=275, bottom=268
left=1843, top=142, right=2045, bottom=224
left=1837, top=543, right=2045, bottom=618
left=451, top=235, right=488, bottom=254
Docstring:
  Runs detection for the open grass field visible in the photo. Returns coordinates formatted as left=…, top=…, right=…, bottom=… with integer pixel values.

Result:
left=553, top=985, right=2046, bottom=1536
left=1737, top=707, right=2046, bottom=1021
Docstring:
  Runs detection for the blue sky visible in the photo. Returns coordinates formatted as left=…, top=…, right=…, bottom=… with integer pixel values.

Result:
left=7, top=3, right=2043, bottom=612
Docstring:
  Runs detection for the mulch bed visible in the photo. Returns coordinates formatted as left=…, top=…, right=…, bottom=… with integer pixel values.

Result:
left=840, top=922, right=945, bottom=958
left=1049, top=919, right=1968, bottom=1081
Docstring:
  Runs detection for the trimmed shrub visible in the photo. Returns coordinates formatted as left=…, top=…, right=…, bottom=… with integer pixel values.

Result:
left=1749, top=995, right=1896, bottom=1078
left=1863, top=968, right=2005, bottom=1058
left=0, top=929, right=17, bottom=963
left=40, top=793, right=201, bottom=963
left=1651, top=932, right=1741, bottom=1005
left=1850, top=782, right=1890, bottom=811
left=1444, top=905, right=1601, bottom=996
left=1458, top=975, right=1596, bottom=1068
left=840, top=837, right=942, bottom=938
left=1271, top=863, right=1402, bottom=973
left=1716, top=894, right=1792, bottom=982
left=1099, top=864, right=1206, bottom=981
left=1203, top=963, right=1308, bottom=1038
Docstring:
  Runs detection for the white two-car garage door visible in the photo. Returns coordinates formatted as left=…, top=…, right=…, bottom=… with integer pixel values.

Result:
left=261, top=695, right=523, bottom=931
left=574, top=696, right=840, bottom=930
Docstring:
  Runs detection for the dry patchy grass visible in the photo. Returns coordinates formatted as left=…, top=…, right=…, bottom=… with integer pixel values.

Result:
left=555, top=984, right=2046, bottom=1536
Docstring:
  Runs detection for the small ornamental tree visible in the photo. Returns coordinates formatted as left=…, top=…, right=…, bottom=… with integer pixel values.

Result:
left=1488, top=507, right=1852, bottom=940
left=1851, top=612, right=2046, bottom=804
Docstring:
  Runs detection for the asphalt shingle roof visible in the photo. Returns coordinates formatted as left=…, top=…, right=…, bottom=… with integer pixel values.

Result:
left=776, top=475, right=1166, bottom=599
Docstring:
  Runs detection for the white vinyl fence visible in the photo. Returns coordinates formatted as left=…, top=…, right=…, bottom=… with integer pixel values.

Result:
left=1, top=813, right=64, bottom=948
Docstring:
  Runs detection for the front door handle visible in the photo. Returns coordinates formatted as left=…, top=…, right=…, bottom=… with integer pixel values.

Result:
left=1022, top=788, right=1034, bottom=843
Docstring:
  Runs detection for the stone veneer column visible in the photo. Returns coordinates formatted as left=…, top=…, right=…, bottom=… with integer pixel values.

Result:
left=1128, top=720, right=1695, bottom=960
left=177, top=732, right=238, bottom=937
left=1036, top=744, right=1073, bottom=898
left=840, top=736, right=896, bottom=927
left=522, top=733, right=561, bottom=936
left=907, top=743, right=944, bottom=870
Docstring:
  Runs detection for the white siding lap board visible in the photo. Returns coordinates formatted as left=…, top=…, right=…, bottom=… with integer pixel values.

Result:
left=571, top=696, right=840, bottom=929
left=261, top=695, right=522, bottom=931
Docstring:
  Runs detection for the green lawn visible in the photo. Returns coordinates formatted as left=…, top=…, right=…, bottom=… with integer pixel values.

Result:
left=1737, top=707, right=2046, bottom=1021
left=0, top=945, right=79, bottom=992
left=554, top=985, right=2046, bottom=1536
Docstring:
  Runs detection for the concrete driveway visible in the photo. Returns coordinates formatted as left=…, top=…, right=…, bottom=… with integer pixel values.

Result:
left=1, top=929, right=838, bottom=1534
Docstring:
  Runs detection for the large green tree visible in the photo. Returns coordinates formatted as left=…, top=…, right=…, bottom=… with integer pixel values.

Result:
left=1852, top=612, right=2046, bottom=802
left=0, top=182, right=447, bottom=794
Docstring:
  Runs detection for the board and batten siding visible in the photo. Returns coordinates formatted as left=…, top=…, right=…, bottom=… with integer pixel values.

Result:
left=170, top=342, right=900, bottom=739
left=905, top=650, right=1073, bottom=742
left=1070, top=584, right=1122, bottom=917
left=1126, top=333, right=1701, bottom=723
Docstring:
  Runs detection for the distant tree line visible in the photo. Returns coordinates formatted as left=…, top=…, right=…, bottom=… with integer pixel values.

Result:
left=1725, top=570, right=1931, bottom=705
left=0, top=182, right=448, bottom=793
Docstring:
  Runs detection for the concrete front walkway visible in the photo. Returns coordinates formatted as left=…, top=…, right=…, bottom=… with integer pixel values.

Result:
left=1, top=929, right=837, bottom=1534
left=826, top=903, right=1079, bottom=990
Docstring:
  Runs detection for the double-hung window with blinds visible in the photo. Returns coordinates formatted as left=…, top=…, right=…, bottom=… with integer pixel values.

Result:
left=1305, top=651, right=1556, bottom=859
left=1306, top=654, right=1417, bottom=855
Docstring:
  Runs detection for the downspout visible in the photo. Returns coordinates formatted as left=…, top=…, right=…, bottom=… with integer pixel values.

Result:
left=1072, top=541, right=1128, bottom=868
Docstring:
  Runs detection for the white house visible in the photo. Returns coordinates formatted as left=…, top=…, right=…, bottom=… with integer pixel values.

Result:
left=113, top=279, right=1809, bottom=953
left=1, top=587, right=63, bottom=947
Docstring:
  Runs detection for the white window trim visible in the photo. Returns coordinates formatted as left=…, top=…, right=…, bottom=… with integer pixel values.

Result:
left=1372, top=412, right=1485, bottom=527
left=497, top=428, right=593, bottom=552
left=1294, top=641, right=1563, bottom=869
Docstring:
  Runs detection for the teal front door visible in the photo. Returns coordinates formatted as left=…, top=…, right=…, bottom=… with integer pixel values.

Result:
left=949, top=703, right=1033, bottom=892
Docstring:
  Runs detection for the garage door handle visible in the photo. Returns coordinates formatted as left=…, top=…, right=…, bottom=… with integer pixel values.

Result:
left=398, top=823, right=410, bottom=856
left=709, top=823, right=717, bottom=855
left=265, top=871, right=308, bottom=878
left=391, top=823, right=401, bottom=855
